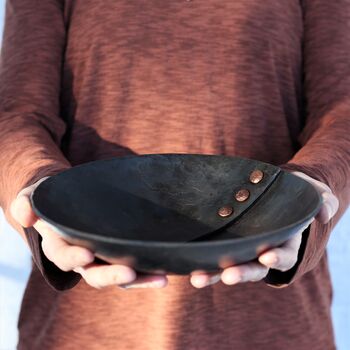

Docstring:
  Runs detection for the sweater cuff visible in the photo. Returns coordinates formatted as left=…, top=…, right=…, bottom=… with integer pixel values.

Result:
left=3, top=163, right=82, bottom=291
left=24, top=226, right=81, bottom=291
left=264, top=221, right=315, bottom=287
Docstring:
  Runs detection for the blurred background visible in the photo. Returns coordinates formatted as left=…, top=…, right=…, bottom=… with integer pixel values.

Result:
left=0, top=1, right=349, bottom=349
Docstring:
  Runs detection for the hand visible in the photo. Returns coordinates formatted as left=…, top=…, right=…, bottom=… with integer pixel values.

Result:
left=10, top=176, right=168, bottom=290
left=190, top=171, right=339, bottom=288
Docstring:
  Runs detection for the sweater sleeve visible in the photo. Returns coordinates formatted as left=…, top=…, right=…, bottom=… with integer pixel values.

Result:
left=264, top=0, right=350, bottom=286
left=0, top=0, right=80, bottom=290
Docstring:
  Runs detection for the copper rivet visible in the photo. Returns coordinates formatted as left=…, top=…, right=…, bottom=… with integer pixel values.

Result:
left=235, top=189, right=250, bottom=202
left=249, top=169, right=264, bottom=184
left=218, top=206, right=234, bottom=218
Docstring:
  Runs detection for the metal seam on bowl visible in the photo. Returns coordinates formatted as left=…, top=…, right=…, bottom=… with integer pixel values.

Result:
left=189, top=169, right=282, bottom=242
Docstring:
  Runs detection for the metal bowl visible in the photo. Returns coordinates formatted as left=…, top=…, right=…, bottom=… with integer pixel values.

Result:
left=30, top=154, right=321, bottom=274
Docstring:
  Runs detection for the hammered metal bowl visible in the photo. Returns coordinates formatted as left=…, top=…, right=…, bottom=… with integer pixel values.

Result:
left=30, top=154, right=321, bottom=274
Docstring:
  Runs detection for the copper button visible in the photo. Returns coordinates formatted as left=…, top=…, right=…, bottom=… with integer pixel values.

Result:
left=218, top=206, right=233, bottom=217
left=249, top=169, right=264, bottom=184
left=235, top=189, right=250, bottom=202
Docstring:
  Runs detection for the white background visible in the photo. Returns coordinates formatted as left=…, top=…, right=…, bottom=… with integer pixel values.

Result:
left=0, top=1, right=349, bottom=349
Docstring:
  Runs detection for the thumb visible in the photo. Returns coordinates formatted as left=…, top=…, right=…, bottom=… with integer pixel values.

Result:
left=10, top=176, right=50, bottom=228
left=291, top=171, right=339, bottom=224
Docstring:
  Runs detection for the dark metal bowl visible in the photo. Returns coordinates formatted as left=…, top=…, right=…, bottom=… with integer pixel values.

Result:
left=30, top=154, right=321, bottom=274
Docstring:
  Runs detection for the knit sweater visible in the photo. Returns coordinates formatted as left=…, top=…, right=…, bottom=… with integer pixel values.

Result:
left=0, top=1, right=349, bottom=349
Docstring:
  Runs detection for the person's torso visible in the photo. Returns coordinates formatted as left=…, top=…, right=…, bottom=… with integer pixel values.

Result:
left=60, top=0, right=303, bottom=166
left=18, top=2, right=335, bottom=349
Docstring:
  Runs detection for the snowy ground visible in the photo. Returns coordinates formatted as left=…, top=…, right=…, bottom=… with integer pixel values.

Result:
left=0, top=214, right=31, bottom=350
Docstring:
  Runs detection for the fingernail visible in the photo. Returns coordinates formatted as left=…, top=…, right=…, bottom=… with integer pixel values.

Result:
left=260, top=253, right=278, bottom=266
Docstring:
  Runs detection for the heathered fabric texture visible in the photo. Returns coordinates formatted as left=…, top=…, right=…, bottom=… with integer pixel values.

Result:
left=0, top=1, right=349, bottom=349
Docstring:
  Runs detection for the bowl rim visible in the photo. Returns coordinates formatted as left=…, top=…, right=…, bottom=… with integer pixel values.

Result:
left=30, top=163, right=322, bottom=249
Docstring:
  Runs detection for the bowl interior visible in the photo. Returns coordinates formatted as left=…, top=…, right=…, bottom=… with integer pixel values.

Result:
left=31, top=154, right=320, bottom=243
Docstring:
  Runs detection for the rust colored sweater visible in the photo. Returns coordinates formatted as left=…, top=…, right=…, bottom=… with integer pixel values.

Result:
left=1, top=1, right=350, bottom=349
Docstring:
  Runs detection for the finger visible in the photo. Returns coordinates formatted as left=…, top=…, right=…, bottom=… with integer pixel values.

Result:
left=221, top=262, right=269, bottom=285
left=10, top=193, right=38, bottom=227
left=190, top=273, right=221, bottom=289
left=258, top=216, right=314, bottom=271
left=118, top=274, right=168, bottom=289
left=10, top=177, right=50, bottom=227
left=34, top=220, right=95, bottom=272
left=258, top=230, right=304, bottom=271
left=292, top=171, right=332, bottom=193
left=73, top=264, right=138, bottom=289
left=291, top=171, right=339, bottom=223
left=315, top=191, right=339, bottom=224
